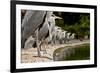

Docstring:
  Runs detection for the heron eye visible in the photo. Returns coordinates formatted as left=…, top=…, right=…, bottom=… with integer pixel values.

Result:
left=51, top=15, right=54, bottom=17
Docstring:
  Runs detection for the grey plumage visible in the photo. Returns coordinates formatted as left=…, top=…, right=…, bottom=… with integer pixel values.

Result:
left=21, top=10, right=46, bottom=48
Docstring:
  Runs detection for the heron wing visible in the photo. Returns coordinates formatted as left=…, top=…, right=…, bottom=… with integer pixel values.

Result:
left=38, top=21, right=49, bottom=40
left=22, top=10, right=46, bottom=39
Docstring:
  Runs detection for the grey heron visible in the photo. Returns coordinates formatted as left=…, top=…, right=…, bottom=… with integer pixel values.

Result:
left=48, top=14, right=62, bottom=45
left=21, top=10, right=47, bottom=57
left=34, top=12, right=62, bottom=54
left=65, top=32, right=71, bottom=42
left=60, top=30, right=67, bottom=44
left=70, top=33, right=75, bottom=40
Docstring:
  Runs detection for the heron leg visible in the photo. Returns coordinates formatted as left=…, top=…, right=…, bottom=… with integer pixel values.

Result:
left=41, top=40, right=48, bottom=54
left=40, top=44, right=42, bottom=51
left=36, top=28, right=41, bottom=57
left=43, top=44, right=47, bottom=54
left=43, top=49, right=47, bottom=54
left=45, top=42, right=48, bottom=54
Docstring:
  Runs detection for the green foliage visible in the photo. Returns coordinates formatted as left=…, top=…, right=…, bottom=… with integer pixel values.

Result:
left=55, top=13, right=90, bottom=39
left=55, top=19, right=64, bottom=27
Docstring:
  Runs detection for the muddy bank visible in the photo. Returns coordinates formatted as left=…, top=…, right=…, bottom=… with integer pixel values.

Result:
left=21, top=40, right=90, bottom=63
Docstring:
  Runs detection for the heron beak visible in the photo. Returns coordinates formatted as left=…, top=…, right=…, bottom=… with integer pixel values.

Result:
left=55, top=15, right=62, bottom=19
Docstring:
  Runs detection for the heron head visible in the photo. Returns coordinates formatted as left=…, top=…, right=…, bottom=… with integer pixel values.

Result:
left=47, top=11, right=53, bottom=18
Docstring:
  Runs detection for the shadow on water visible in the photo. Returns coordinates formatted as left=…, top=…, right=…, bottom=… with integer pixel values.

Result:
left=53, top=44, right=90, bottom=61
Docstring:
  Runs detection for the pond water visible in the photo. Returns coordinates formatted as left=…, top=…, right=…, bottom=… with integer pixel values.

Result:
left=53, top=44, right=90, bottom=61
